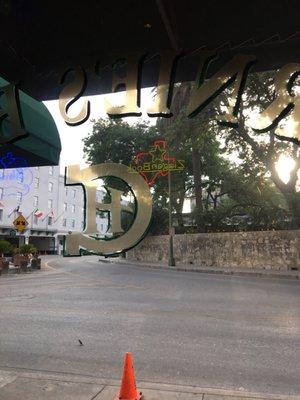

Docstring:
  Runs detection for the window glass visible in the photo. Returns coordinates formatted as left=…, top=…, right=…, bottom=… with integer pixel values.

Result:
left=17, top=171, right=24, bottom=182
left=34, top=196, right=38, bottom=207
left=16, top=192, right=22, bottom=203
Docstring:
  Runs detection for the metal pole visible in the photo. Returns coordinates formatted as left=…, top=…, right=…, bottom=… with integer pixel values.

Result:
left=168, top=169, right=175, bottom=266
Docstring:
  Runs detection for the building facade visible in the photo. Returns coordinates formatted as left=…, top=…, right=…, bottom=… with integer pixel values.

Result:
left=0, top=165, right=109, bottom=254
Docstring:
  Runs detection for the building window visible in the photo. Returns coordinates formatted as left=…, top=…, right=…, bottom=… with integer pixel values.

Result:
left=0, top=209, right=3, bottom=221
left=63, top=218, right=67, bottom=227
left=17, top=171, right=24, bottom=182
left=49, top=166, right=54, bottom=176
left=33, top=196, right=38, bottom=207
left=71, top=219, right=75, bottom=228
left=48, top=216, right=53, bottom=226
left=63, top=202, right=67, bottom=211
left=0, top=188, right=3, bottom=200
left=16, top=191, right=22, bottom=203
left=65, top=187, right=68, bottom=196
left=100, top=224, right=103, bottom=231
left=72, top=189, right=76, bottom=198
left=34, top=215, right=38, bottom=224
left=48, top=182, right=53, bottom=192
left=71, top=204, right=75, bottom=213
left=48, top=199, right=53, bottom=209
left=34, top=177, right=39, bottom=188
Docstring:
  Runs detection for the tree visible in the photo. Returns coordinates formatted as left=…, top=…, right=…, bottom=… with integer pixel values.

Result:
left=158, top=78, right=296, bottom=232
left=0, top=240, right=12, bottom=257
left=19, top=244, right=37, bottom=255
left=83, top=74, right=298, bottom=234
left=83, top=118, right=159, bottom=165
left=220, top=71, right=300, bottom=228
left=83, top=118, right=171, bottom=234
left=200, top=166, right=289, bottom=231
left=157, top=82, right=234, bottom=232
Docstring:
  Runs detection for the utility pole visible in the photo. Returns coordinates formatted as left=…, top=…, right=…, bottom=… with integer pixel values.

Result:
left=168, top=168, right=175, bottom=266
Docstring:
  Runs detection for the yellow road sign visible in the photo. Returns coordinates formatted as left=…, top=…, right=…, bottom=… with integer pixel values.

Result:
left=13, top=214, right=28, bottom=232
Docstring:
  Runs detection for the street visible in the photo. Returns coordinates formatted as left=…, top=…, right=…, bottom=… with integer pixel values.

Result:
left=0, top=256, right=299, bottom=395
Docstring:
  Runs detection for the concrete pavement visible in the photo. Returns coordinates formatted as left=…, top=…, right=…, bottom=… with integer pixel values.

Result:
left=1, top=367, right=300, bottom=400
left=0, top=255, right=299, bottom=397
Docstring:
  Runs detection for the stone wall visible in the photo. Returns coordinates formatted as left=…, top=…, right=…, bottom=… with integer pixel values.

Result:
left=127, top=230, right=300, bottom=270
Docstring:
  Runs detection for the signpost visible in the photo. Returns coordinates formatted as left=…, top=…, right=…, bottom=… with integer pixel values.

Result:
left=129, top=140, right=184, bottom=267
left=13, top=214, right=28, bottom=233
left=9, top=229, right=16, bottom=237
left=13, top=214, right=28, bottom=256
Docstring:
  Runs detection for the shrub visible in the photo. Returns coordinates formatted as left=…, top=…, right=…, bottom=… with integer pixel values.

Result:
left=0, top=240, right=13, bottom=256
left=19, top=244, right=38, bottom=255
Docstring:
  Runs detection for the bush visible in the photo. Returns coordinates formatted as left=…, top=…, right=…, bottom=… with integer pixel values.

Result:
left=0, top=240, right=12, bottom=256
left=19, top=244, right=38, bottom=255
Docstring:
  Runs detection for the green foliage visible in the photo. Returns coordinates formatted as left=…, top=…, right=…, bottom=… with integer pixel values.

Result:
left=19, top=244, right=37, bottom=255
left=83, top=73, right=299, bottom=234
left=83, top=118, right=160, bottom=165
left=148, top=206, right=169, bottom=235
left=0, top=240, right=12, bottom=255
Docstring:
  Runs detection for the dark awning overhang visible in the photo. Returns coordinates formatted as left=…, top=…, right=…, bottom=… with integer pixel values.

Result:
left=0, top=76, right=61, bottom=168
left=0, top=1, right=300, bottom=167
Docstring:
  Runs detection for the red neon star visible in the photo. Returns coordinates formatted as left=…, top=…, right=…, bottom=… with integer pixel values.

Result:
left=133, top=140, right=176, bottom=185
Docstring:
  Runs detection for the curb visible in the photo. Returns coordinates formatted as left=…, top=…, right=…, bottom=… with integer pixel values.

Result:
left=0, top=368, right=299, bottom=400
left=99, top=259, right=300, bottom=280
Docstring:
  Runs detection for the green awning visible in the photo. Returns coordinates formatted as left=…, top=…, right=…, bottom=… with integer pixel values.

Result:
left=0, top=76, right=61, bottom=168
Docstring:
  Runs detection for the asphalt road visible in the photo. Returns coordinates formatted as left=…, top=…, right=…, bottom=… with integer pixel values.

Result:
left=0, top=256, right=299, bottom=395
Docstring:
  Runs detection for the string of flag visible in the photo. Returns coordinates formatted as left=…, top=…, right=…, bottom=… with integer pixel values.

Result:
left=0, top=204, right=57, bottom=221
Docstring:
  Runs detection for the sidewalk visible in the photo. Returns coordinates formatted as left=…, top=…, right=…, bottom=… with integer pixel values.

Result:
left=100, top=258, right=300, bottom=280
left=0, top=368, right=299, bottom=400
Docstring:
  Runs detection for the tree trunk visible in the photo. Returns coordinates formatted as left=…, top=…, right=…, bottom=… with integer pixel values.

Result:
left=173, top=190, right=185, bottom=228
left=192, top=148, right=204, bottom=232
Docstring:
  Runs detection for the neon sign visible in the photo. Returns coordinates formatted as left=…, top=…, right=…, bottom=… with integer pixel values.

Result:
left=128, top=140, right=185, bottom=185
left=0, top=152, right=33, bottom=198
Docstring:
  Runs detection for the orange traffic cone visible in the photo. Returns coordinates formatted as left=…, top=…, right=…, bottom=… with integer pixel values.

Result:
left=114, top=353, right=142, bottom=400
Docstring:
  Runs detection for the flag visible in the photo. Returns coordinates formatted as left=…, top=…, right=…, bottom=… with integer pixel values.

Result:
left=34, top=209, right=43, bottom=218
left=8, top=205, right=20, bottom=218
